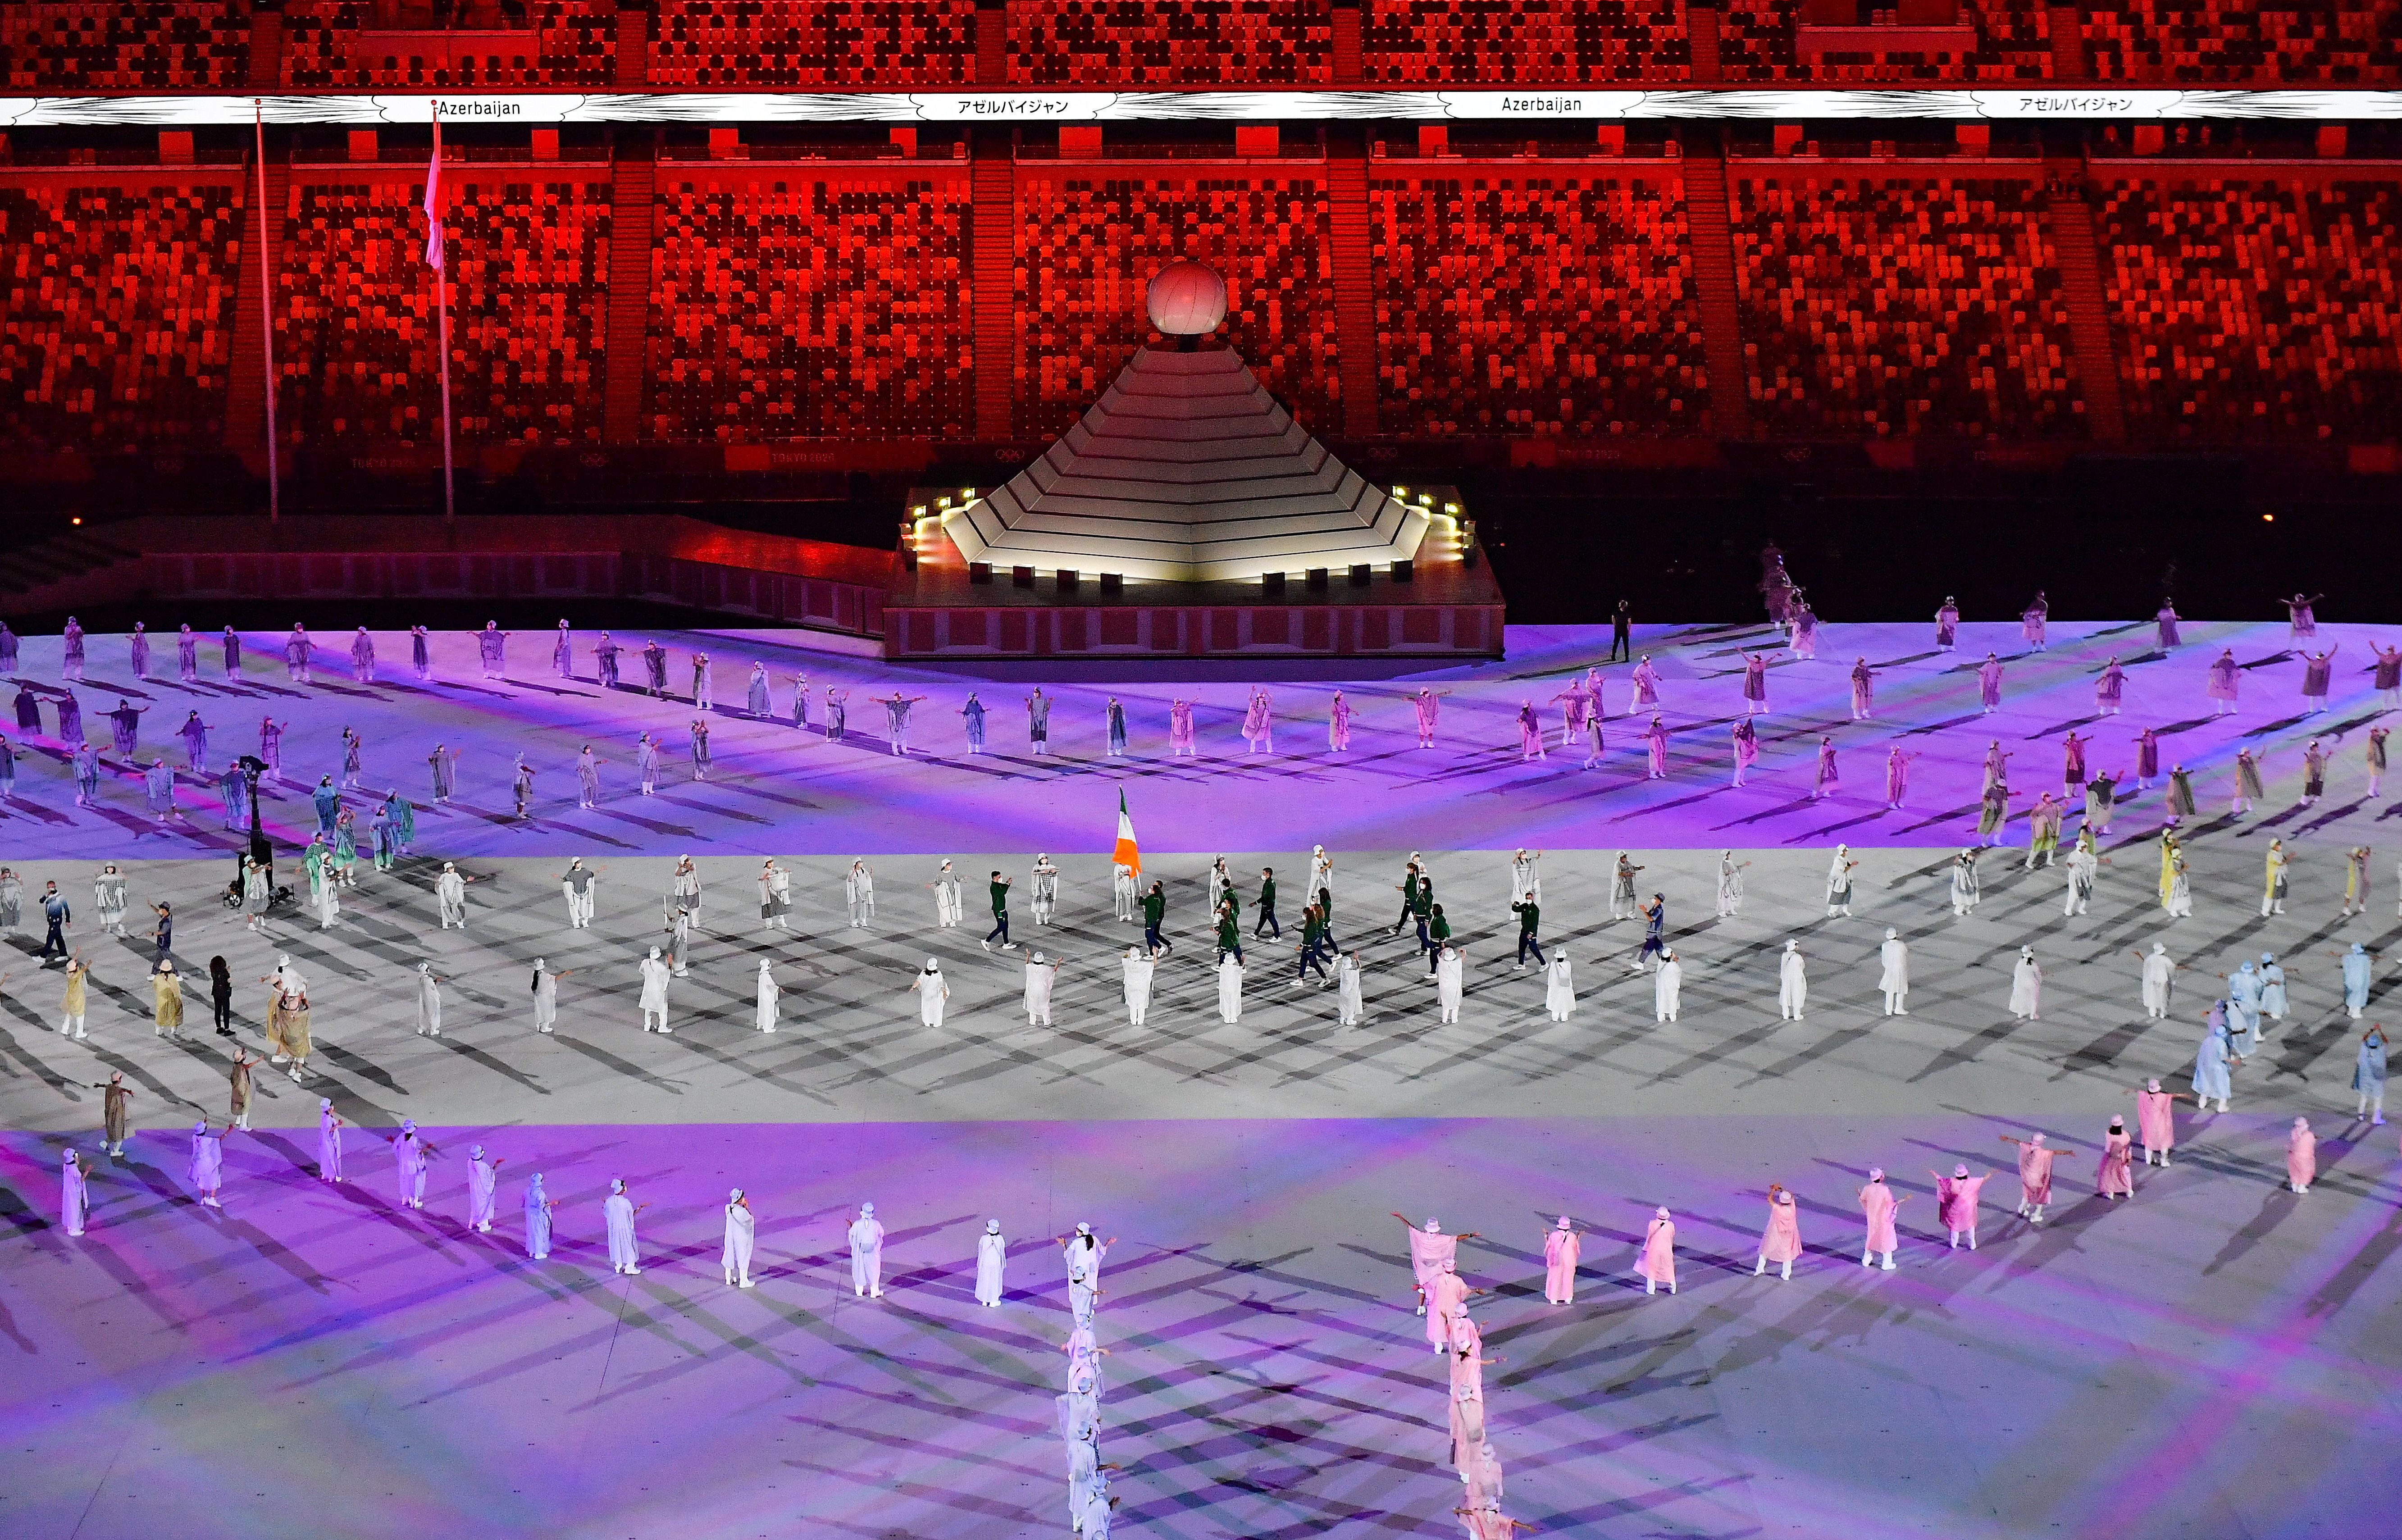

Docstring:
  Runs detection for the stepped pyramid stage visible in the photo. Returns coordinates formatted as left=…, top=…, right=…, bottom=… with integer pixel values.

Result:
left=882, top=261, right=1502, bottom=666
left=944, top=262, right=1433, bottom=584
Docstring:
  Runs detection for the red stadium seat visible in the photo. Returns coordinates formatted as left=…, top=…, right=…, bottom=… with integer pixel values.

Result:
left=0, top=180, right=244, bottom=449
left=1371, top=171, right=1705, bottom=434
left=645, top=0, right=975, bottom=87
left=1732, top=173, right=2085, bottom=436
left=275, top=175, right=611, bottom=443
left=1006, top=0, right=1332, bottom=85
left=2083, top=1, right=2401, bottom=83
left=643, top=176, right=973, bottom=440
left=2099, top=175, right=2402, bottom=439
left=0, top=2, right=250, bottom=90
left=1361, top=0, right=1688, bottom=83
left=1719, top=0, right=2050, bottom=82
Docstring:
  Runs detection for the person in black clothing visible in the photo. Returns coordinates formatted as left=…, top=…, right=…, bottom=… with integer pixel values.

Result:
left=37, top=881, right=68, bottom=961
left=1142, top=881, right=1169, bottom=956
left=209, top=955, right=235, bottom=1036
left=1511, top=892, right=1545, bottom=969
left=1215, top=903, right=1244, bottom=966
left=981, top=871, right=1014, bottom=951
left=1253, top=868, right=1280, bottom=940
left=1609, top=600, right=1632, bottom=662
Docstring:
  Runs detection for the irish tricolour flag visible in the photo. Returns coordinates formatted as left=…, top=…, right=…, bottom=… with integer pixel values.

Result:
left=1113, top=789, right=1141, bottom=879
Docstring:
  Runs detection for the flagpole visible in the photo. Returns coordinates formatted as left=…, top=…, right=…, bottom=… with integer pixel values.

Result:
left=431, top=103, right=455, bottom=523
left=252, top=99, right=279, bottom=527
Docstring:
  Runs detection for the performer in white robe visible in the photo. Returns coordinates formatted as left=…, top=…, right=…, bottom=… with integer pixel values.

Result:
left=845, top=860, right=875, bottom=927
left=188, top=1121, right=224, bottom=1207
left=1335, top=951, right=1364, bottom=1026
left=638, top=946, right=671, bottom=1032
left=531, top=958, right=564, bottom=1033
left=759, top=860, right=791, bottom=931
left=1111, top=861, right=1137, bottom=923
left=1025, top=952, right=1062, bottom=1026
left=1654, top=949, right=1682, bottom=1022
left=934, top=860, right=963, bottom=928
left=755, top=959, right=780, bottom=1033
left=1778, top=941, right=1807, bottom=1021
left=1717, top=851, right=1747, bottom=918
left=848, top=1202, right=886, bottom=1297
left=1544, top=955, right=1574, bottom=1022
left=723, top=1190, right=755, bottom=1287
left=317, top=1098, right=343, bottom=1181
left=1825, top=844, right=1857, bottom=917
left=2009, top=947, right=2042, bottom=1020
left=2064, top=837, right=2098, bottom=916
left=392, top=1120, right=428, bottom=1209
left=604, top=1178, right=642, bottom=1274
left=1949, top=850, right=1981, bottom=916
left=524, top=1173, right=556, bottom=1259
left=561, top=857, right=598, bottom=927
left=2139, top=942, right=2175, bottom=1019
left=975, top=1219, right=1007, bottom=1306
left=1216, top=953, right=1244, bottom=1024
left=1510, top=848, right=1542, bottom=902
left=1122, top=947, right=1155, bottom=1028
left=1879, top=929, right=1909, bottom=1015
left=61, top=1149, right=88, bottom=1235
left=415, top=963, right=442, bottom=1037
left=1062, top=1223, right=1110, bottom=1319
left=1436, top=943, right=1465, bottom=1024
left=436, top=863, right=469, bottom=929
left=912, top=959, right=949, bottom=1027
left=1031, top=854, right=1060, bottom=925
left=467, top=1144, right=502, bottom=1231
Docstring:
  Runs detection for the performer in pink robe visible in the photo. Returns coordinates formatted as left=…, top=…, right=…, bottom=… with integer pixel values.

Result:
left=1932, top=1164, right=1988, bottom=1248
left=1644, top=715, right=1668, bottom=780
left=1636, top=1207, right=1677, bottom=1294
left=1813, top=737, right=1837, bottom=799
left=1730, top=719, right=1759, bottom=786
left=1394, top=1212, right=1467, bottom=1317
left=2094, top=657, right=2126, bottom=715
left=1977, top=654, right=2003, bottom=714
left=2156, top=601, right=2180, bottom=648
left=1168, top=697, right=1197, bottom=756
left=1858, top=1169, right=1900, bottom=1269
left=2003, top=1133, right=2062, bottom=1223
left=1550, top=684, right=1588, bottom=750
left=2133, top=1078, right=2184, bottom=1165
left=1411, top=688, right=1445, bottom=748
left=1326, top=690, right=1354, bottom=752
left=1885, top=747, right=1917, bottom=809
left=2287, top=1117, right=2316, bottom=1193
left=2300, top=645, right=2339, bottom=713
left=1541, top=1217, right=1580, bottom=1304
left=2061, top=730, right=2088, bottom=792
left=2021, top=592, right=2047, bottom=648
left=1849, top=657, right=1874, bottom=720
left=1630, top=657, right=1662, bottom=711
left=1741, top=653, right=1769, bottom=715
left=1516, top=702, right=1545, bottom=761
left=1934, top=597, right=1959, bottom=651
left=1424, top=1260, right=1473, bottom=1351
left=2097, top=1117, right=2135, bottom=1198
left=2205, top=647, right=2239, bottom=714
left=1753, top=1185, right=1802, bottom=1280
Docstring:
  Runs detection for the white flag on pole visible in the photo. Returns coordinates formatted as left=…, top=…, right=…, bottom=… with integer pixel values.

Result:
left=423, top=118, right=445, bottom=271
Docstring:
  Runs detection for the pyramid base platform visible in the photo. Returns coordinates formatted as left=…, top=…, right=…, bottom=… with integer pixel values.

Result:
left=883, top=526, right=1505, bottom=668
